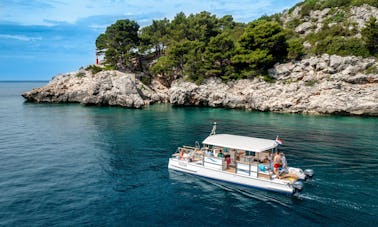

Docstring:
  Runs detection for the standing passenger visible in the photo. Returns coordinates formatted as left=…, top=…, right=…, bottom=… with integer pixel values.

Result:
left=273, top=152, right=282, bottom=178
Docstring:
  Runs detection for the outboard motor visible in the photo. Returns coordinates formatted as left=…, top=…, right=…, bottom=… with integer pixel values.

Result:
left=293, top=181, right=304, bottom=193
left=304, top=169, right=314, bottom=180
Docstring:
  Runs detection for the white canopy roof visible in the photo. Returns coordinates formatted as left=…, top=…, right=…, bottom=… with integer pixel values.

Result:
left=202, top=134, right=277, bottom=152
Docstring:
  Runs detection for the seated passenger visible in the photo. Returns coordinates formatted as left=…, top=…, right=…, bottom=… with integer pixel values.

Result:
left=261, top=155, right=269, bottom=163
left=179, top=150, right=184, bottom=160
left=183, top=152, right=189, bottom=160
left=206, top=150, right=213, bottom=157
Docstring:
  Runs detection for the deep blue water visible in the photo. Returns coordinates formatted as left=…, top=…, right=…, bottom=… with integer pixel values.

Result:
left=0, top=82, right=377, bottom=226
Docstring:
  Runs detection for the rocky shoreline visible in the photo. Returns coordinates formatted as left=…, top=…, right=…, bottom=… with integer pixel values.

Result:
left=22, top=54, right=378, bottom=116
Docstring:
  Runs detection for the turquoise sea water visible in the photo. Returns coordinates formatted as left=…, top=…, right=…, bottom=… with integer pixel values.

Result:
left=0, top=82, right=377, bottom=226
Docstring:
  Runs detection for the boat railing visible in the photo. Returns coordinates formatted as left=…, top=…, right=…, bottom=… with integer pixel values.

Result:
left=172, top=146, right=203, bottom=162
left=235, top=159, right=272, bottom=179
left=171, top=147, right=272, bottom=179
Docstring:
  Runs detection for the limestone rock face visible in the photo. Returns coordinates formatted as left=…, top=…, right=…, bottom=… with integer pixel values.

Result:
left=282, top=4, right=378, bottom=37
left=22, top=70, right=168, bottom=108
left=295, top=22, right=313, bottom=34
left=168, top=54, right=378, bottom=116
left=22, top=54, right=378, bottom=116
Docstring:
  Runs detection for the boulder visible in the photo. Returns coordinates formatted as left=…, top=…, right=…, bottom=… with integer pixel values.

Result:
left=295, top=22, right=313, bottom=34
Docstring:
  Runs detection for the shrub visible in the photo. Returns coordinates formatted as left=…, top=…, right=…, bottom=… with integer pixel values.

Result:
left=104, top=65, right=115, bottom=70
left=365, top=64, right=378, bottom=74
left=85, top=65, right=103, bottom=75
left=258, top=74, right=276, bottom=83
left=140, top=75, right=152, bottom=85
left=300, top=0, right=320, bottom=17
left=76, top=72, right=85, bottom=78
left=361, top=17, right=378, bottom=56
left=305, top=23, right=355, bottom=47
left=351, top=0, right=378, bottom=7
left=286, top=18, right=302, bottom=30
left=320, top=0, right=351, bottom=9
left=333, top=12, right=346, bottom=23
left=187, top=75, right=205, bottom=85
left=305, top=79, right=318, bottom=86
left=287, top=38, right=305, bottom=60
left=314, top=36, right=370, bottom=57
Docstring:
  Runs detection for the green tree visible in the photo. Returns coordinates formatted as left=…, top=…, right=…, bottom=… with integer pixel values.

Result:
left=361, top=17, right=378, bottom=56
left=168, top=12, right=189, bottom=43
left=203, top=33, right=236, bottom=80
left=219, top=15, right=236, bottom=31
left=287, top=38, right=305, bottom=60
left=96, top=19, right=140, bottom=70
left=186, top=11, right=220, bottom=43
left=314, top=36, right=369, bottom=57
left=233, top=20, right=287, bottom=77
left=184, top=41, right=207, bottom=84
left=150, top=56, right=176, bottom=86
left=139, top=18, right=170, bottom=57
left=168, top=40, right=194, bottom=71
left=95, top=33, right=107, bottom=54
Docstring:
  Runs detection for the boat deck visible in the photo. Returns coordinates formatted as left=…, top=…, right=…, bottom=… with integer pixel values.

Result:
left=224, top=167, right=236, bottom=173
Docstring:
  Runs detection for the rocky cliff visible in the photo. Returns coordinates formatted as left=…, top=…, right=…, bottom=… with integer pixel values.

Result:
left=22, top=70, right=168, bottom=108
left=169, top=54, right=378, bottom=116
left=282, top=4, right=378, bottom=36
left=22, top=54, right=378, bottom=116
left=22, top=2, right=378, bottom=116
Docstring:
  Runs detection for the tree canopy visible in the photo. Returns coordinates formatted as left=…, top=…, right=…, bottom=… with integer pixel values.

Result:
left=96, top=7, right=378, bottom=85
left=96, top=19, right=139, bottom=71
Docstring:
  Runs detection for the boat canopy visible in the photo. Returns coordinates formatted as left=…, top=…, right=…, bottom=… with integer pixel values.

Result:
left=202, top=134, right=278, bottom=152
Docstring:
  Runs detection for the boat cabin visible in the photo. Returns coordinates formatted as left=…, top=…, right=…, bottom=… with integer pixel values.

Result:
left=172, top=134, right=279, bottom=180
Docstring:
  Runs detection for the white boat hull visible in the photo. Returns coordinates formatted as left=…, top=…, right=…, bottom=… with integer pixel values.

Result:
left=168, top=158, right=295, bottom=194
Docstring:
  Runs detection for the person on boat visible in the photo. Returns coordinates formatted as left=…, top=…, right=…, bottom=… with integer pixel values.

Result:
left=179, top=149, right=184, bottom=160
left=205, top=149, right=213, bottom=157
left=183, top=151, right=190, bottom=161
left=261, top=155, right=269, bottom=163
left=225, top=155, right=231, bottom=169
left=280, top=152, right=288, bottom=172
left=273, top=152, right=282, bottom=178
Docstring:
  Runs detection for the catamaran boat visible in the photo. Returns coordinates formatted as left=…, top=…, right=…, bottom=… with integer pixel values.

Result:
left=168, top=123, right=314, bottom=195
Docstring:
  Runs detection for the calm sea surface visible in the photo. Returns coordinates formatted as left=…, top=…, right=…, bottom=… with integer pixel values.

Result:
left=0, top=82, right=377, bottom=226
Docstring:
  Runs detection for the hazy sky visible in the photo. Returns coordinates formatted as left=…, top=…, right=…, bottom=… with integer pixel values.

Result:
left=0, top=0, right=301, bottom=80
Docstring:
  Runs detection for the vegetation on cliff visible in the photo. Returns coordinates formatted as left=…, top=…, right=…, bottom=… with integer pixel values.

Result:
left=95, top=0, right=378, bottom=85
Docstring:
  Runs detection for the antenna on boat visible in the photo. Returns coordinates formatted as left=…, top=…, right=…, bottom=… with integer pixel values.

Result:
left=209, top=122, right=217, bottom=136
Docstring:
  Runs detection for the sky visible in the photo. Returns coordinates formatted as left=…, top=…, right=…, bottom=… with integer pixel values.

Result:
left=0, top=0, right=301, bottom=81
